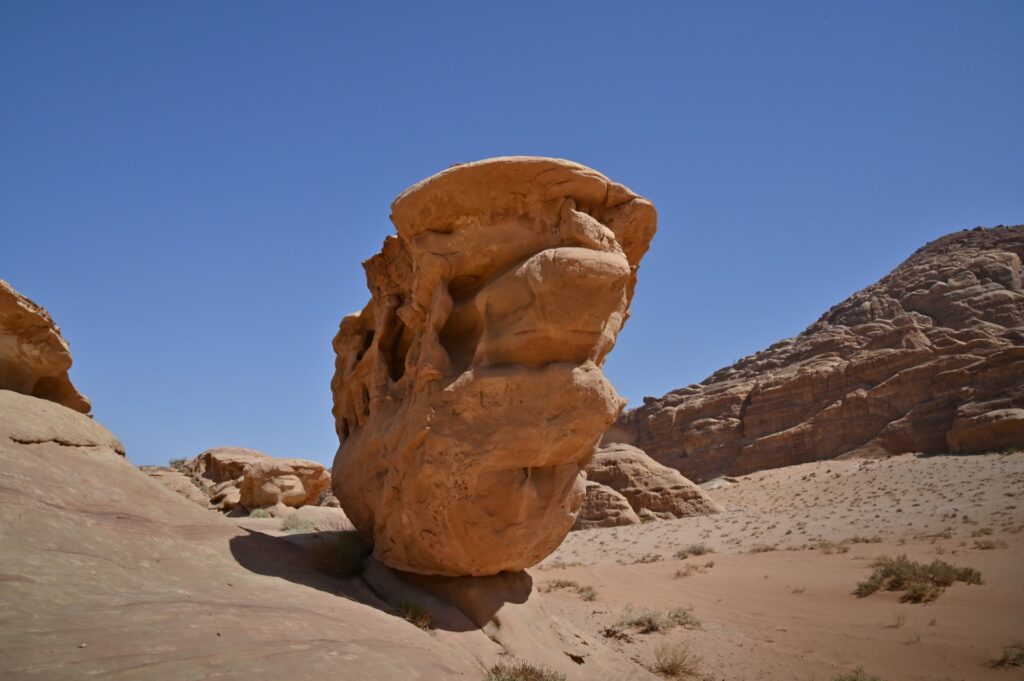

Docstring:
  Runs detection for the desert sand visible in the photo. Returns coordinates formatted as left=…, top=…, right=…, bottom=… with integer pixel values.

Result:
left=538, top=451, right=1024, bottom=681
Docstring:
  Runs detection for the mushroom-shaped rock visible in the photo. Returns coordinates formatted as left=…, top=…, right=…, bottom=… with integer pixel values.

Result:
left=331, top=157, right=657, bottom=576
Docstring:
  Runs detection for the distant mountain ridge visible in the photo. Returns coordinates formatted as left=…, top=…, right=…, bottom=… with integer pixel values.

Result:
left=607, top=225, right=1024, bottom=482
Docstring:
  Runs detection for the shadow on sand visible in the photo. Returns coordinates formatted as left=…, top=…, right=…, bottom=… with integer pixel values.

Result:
left=228, top=528, right=531, bottom=632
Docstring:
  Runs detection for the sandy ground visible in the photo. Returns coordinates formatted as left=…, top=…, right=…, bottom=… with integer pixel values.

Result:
left=536, top=451, right=1024, bottom=681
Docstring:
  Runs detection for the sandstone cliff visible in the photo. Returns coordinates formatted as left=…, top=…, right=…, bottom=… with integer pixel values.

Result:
left=607, top=225, right=1024, bottom=482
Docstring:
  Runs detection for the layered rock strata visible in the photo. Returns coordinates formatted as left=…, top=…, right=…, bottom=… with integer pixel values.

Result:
left=608, top=225, right=1024, bottom=481
left=0, top=279, right=90, bottom=413
left=331, top=157, right=656, bottom=576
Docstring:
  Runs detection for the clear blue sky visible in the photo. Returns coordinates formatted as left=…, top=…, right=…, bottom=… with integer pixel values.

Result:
left=3, top=1, right=1022, bottom=467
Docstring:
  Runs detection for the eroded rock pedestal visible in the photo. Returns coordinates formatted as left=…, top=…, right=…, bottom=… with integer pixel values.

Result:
left=331, top=157, right=656, bottom=576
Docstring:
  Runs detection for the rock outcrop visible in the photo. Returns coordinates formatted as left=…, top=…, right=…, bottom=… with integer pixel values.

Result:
left=331, top=157, right=657, bottom=576
left=573, top=481, right=641, bottom=529
left=0, top=280, right=90, bottom=413
left=588, top=443, right=723, bottom=518
left=608, top=225, right=1024, bottom=482
left=178, top=446, right=331, bottom=511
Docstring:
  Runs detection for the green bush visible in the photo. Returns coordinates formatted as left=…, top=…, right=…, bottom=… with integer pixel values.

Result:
left=854, top=555, right=982, bottom=603
left=280, top=515, right=316, bottom=533
left=248, top=507, right=271, bottom=518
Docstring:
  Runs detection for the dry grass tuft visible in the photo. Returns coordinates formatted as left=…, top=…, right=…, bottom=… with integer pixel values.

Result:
left=485, top=659, right=566, bottom=681
left=399, top=602, right=433, bottom=630
left=991, top=642, right=1024, bottom=668
left=653, top=641, right=702, bottom=678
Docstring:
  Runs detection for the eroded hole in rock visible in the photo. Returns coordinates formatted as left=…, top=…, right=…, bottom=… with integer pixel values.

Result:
left=355, top=330, right=374, bottom=361
left=439, top=282, right=484, bottom=374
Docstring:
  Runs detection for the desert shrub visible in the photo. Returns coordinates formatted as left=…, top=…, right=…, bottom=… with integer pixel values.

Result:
left=310, top=531, right=369, bottom=576
left=168, top=457, right=188, bottom=471
left=973, top=539, right=1007, bottom=550
left=829, top=668, right=883, bottom=681
left=674, top=543, right=714, bottom=560
left=668, top=607, right=702, bottom=630
left=748, top=543, right=778, bottom=553
left=654, top=641, right=701, bottom=678
left=280, top=514, right=316, bottom=533
left=971, top=527, right=993, bottom=537
left=485, top=659, right=565, bottom=681
left=992, top=642, right=1024, bottom=668
left=248, top=507, right=271, bottom=518
left=541, top=579, right=597, bottom=601
left=399, top=602, right=433, bottom=630
left=617, top=605, right=701, bottom=633
left=541, top=579, right=578, bottom=592
left=854, top=555, right=982, bottom=602
left=632, top=553, right=663, bottom=564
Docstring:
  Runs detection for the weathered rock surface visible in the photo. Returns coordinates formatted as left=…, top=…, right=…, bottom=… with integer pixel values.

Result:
left=0, top=279, right=90, bottom=413
left=174, top=446, right=331, bottom=511
left=586, top=443, right=723, bottom=520
left=139, top=465, right=212, bottom=508
left=608, top=225, right=1024, bottom=481
left=0, top=389, right=495, bottom=680
left=331, top=157, right=657, bottom=576
left=574, top=481, right=642, bottom=529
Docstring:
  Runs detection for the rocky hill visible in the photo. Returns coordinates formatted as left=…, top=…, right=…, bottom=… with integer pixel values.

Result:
left=607, top=225, right=1024, bottom=482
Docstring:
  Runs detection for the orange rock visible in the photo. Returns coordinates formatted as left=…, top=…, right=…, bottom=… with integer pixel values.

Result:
left=183, top=446, right=330, bottom=511
left=331, top=157, right=656, bottom=576
left=0, top=280, right=90, bottom=414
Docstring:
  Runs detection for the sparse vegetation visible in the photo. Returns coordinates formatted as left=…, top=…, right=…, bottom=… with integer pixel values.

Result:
left=399, top=602, right=433, bottom=630
left=540, top=579, right=597, bottom=601
left=631, top=553, right=663, bottom=564
left=614, top=605, right=701, bottom=634
left=674, top=543, right=714, bottom=560
left=310, top=530, right=369, bottom=576
left=973, top=539, right=1007, bottom=550
left=674, top=560, right=714, bottom=579
left=248, top=507, right=271, bottom=518
left=748, top=543, right=778, bottom=553
left=484, top=659, right=565, bottom=681
left=991, top=642, right=1024, bottom=668
left=653, top=641, right=702, bottom=678
left=168, top=457, right=188, bottom=472
left=829, top=668, right=884, bottom=681
left=854, top=554, right=982, bottom=603
left=280, top=515, right=316, bottom=533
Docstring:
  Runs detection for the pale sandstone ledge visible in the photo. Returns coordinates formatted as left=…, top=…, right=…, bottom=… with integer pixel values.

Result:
left=331, top=157, right=657, bottom=576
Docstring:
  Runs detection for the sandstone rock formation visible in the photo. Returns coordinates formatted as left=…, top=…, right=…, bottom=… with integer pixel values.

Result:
left=331, top=157, right=657, bottom=576
left=607, top=225, right=1024, bottom=481
left=573, top=481, right=641, bottom=529
left=179, top=446, right=331, bottom=511
left=0, top=279, right=90, bottom=413
left=588, top=443, right=722, bottom=518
